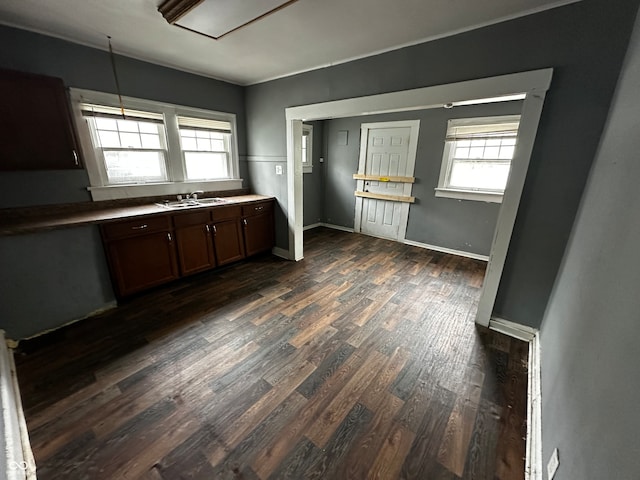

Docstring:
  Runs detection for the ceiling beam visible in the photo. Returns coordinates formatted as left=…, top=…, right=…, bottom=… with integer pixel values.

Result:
left=158, top=0, right=204, bottom=24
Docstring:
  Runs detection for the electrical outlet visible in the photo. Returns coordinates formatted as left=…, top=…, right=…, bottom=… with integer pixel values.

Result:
left=275, top=165, right=283, bottom=175
left=547, top=448, right=559, bottom=479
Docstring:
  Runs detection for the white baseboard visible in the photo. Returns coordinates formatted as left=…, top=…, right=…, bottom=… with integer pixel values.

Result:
left=488, top=317, right=542, bottom=480
left=403, top=239, right=489, bottom=262
left=0, top=331, right=36, bottom=480
left=303, top=223, right=323, bottom=231
left=304, top=223, right=355, bottom=233
left=6, top=301, right=119, bottom=348
left=304, top=227, right=487, bottom=263
left=526, top=333, right=542, bottom=480
left=489, top=316, right=538, bottom=342
left=271, top=247, right=290, bottom=259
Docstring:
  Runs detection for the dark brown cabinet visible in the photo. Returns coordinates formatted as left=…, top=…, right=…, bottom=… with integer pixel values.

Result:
left=101, top=199, right=274, bottom=297
left=242, top=201, right=275, bottom=257
left=101, top=216, right=179, bottom=297
left=211, top=206, right=245, bottom=266
left=173, top=211, right=216, bottom=276
left=0, top=69, right=82, bottom=171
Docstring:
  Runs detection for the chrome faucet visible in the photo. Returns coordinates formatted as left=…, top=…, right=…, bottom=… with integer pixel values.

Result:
left=187, top=190, right=204, bottom=200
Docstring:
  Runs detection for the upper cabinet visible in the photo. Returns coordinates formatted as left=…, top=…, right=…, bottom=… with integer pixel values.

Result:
left=0, top=69, right=82, bottom=171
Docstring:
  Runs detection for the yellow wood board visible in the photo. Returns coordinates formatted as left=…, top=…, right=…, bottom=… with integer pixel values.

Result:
left=355, top=191, right=415, bottom=203
left=353, top=174, right=415, bottom=183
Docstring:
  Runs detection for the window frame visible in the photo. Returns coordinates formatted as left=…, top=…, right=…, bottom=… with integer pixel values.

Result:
left=83, top=111, right=170, bottom=185
left=177, top=117, right=233, bottom=181
left=435, top=114, right=521, bottom=203
left=302, top=124, right=313, bottom=174
left=70, top=88, right=242, bottom=201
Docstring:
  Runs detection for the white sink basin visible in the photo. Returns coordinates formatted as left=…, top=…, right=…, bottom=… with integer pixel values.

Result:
left=195, top=197, right=227, bottom=204
left=155, top=200, right=199, bottom=209
left=155, top=198, right=227, bottom=209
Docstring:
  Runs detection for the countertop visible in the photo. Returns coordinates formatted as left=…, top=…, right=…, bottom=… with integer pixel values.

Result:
left=0, top=194, right=274, bottom=236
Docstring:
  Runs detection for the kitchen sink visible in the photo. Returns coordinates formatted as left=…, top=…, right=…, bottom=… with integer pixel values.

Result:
left=155, top=200, right=200, bottom=209
left=155, top=197, right=227, bottom=209
left=195, top=197, right=227, bottom=204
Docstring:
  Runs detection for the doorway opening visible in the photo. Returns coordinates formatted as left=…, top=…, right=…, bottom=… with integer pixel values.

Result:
left=285, top=69, right=552, bottom=327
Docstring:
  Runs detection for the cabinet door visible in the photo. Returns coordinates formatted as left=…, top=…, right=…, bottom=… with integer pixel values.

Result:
left=107, top=231, right=179, bottom=296
left=243, top=212, right=275, bottom=257
left=0, top=69, right=81, bottom=170
left=212, top=219, right=246, bottom=266
left=175, top=223, right=216, bottom=276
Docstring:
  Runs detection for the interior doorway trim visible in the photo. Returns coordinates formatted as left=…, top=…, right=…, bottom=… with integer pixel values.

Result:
left=285, top=68, right=552, bottom=327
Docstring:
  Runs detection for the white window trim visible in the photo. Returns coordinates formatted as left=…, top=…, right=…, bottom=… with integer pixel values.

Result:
left=69, top=88, right=242, bottom=201
left=434, top=187, right=504, bottom=203
left=435, top=114, right=521, bottom=204
left=302, top=124, right=313, bottom=173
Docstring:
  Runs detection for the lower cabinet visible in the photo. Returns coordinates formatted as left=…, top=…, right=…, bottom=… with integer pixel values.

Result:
left=101, top=199, right=274, bottom=297
left=211, top=205, right=245, bottom=266
left=174, top=211, right=216, bottom=276
left=102, top=216, right=179, bottom=297
left=242, top=201, right=275, bottom=257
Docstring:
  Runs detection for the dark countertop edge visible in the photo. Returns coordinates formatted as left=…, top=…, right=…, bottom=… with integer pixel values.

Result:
left=0, top=194, right=275, bottom=237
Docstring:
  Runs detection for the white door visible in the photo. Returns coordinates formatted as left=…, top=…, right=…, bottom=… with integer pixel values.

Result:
left=355, top=121, right=419, bottom=241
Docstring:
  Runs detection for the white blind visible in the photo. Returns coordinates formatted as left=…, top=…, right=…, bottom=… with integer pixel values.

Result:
left=446, top=121, right=520, bottom=142
left=177, top=115, right=231, bottom=133
left=80, top=103, right=164, bottom=123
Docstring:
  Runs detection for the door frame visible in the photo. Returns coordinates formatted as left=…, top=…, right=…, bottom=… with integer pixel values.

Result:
left=354, top=120, right=420, bottom=242
left=285, top=68, right=552, bottom=327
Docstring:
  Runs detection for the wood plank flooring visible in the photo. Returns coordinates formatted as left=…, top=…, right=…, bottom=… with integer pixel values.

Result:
left=14, top=227, right=529, bottom=480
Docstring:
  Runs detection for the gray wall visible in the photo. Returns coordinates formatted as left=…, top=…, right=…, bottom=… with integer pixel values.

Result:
left=302, top=121, right=324, bottom=227
left=245, top=0, right=640, bottom=328
left=0, top=25, right=247, bottom=209
left=539, top=9, right=640, bottom=479
left=0, top=25, right=246, bottom=340
left=0, top=227, right=115, bottom=340
left=322, top=101, right=521, bottom=256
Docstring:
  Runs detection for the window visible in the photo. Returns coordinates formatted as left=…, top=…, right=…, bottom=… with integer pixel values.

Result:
left=302, top=124, right=313, bottom=173
left=71, top=89, right=241, bottom=201
left=82, top=105, right=168, bottom=184
left=177, top=116, right=232, bottom=180
left=436, top=115, right=520, bottom=203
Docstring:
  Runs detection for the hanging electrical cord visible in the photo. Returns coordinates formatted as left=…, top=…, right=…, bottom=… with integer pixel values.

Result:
left=107, top=36, right=126, bottom=119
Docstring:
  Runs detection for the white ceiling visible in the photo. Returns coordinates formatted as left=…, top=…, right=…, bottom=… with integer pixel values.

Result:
left=0, top=0, right=581, bottom=86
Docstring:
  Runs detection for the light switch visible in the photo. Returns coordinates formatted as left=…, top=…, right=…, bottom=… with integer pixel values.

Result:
left=275, top=165, right=283, bottom=175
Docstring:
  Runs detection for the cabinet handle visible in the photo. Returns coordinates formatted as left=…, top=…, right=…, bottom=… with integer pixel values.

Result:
left=255, top=206, right=264, bottom=211
left=212, top=225, right=217, bottom=234
left=131, top=224, right=148, bottom=230
left=72, top=150, right=79, bottom=166
left=243, top=218, right=248, bottom=226
left=205, top=224, right=211, bottom=234
left=167, top=232, right=172, bottom=242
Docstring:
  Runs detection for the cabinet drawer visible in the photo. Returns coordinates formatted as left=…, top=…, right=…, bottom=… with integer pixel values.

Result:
left=242, top=201, right=273, bottom=216
left=173, top=210, right=211, bottom=228
left=102, top=215, right=171, bottom=240
left=211, top=205, right=242, bottom=221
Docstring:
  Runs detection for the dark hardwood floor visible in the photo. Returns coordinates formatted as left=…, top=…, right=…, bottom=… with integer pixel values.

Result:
left=14, top=227, right=528, bottom=480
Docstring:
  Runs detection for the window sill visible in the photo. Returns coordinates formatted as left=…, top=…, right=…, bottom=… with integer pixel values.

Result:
left=88, top=179, right=244, bottom=201
left=434, top=187, right=503, bottom=203
left=303, top=165, right=313, bottom=174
